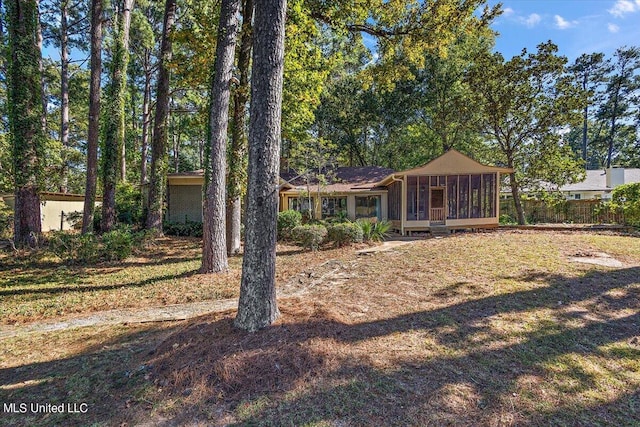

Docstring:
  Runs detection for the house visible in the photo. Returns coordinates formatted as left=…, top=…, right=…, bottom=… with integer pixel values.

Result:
left=377, top=149, right=512, bottom=235
left=167, top=150, right=512, bottom=235
left=0, top=192, right=101, bottom=231
left=165, top=166, right=394, bottom=223
left=559, top=168, right=640, bottom=200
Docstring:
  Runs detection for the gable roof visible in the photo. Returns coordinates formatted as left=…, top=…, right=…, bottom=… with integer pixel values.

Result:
left=377, top=149, right=513, bottom=186
left=280, top=166, right=395, bottom=193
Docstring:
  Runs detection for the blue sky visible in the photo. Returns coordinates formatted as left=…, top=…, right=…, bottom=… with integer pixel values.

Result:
left=489, top=0, right=640, bottom=61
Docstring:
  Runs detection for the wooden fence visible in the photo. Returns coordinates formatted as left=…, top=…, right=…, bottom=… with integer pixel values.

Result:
left=500, top=199, right=625, bottom=224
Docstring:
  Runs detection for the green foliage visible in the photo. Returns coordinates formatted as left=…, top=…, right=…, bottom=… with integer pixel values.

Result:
left=327, top=222, right=363, bottom=247
left=292, top=224, right=328, bottom=251
left=354, top=219, right=390, bottom=242
left=277, top=210, right=303, bottom=241
left=611, top=183, right=640, bottom=226
left=163, top=220, right=203, bottom=237
left=48, top=231, right=101, bottom=264
left=0, top=200, right=14, bottom=239
left=102, top=228, right=134, bottom=261
left=47, top=226, right=150, bottom=264
left=115, top=182, right=144, bottom=225
left=499, top=214, right=517, bottom=225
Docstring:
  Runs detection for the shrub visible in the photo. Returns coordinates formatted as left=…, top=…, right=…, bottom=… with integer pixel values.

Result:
left=611, top=182, right=640, bottom=227
left=48, top=231, right=101, bottom=264
left=163, top=220, right=203, bottom=237
left=327, top=222, right=363, bottom=247
left=102, top=227, right=134, bottom=261
left=292, top=224, right=327, bottom=251
left=370, top=220, right=391, bottom=242
left=115, top=182, right=144, bottom=226
left=0, top=200, right=13, bottom=239
left=277, top=210, right=302, bottom=240
left=499, top=214, right=517, bottom=225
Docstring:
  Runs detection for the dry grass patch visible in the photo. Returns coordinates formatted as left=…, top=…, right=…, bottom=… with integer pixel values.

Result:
left=1, top=231, right=639, bottom=426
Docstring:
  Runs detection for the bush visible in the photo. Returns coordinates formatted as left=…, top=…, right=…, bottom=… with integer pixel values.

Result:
left=292, top=224, right=327, bottom=251
left=48, top=231, right=101, bottom=264
left=327, top=222, right=363, bottom=247
left=163, top=220, right=203, bottom=237
left=611, top=182, right=640, bottom=227
left=277, top=210, right=302, bottom=240
left=102, top=227, right=134, bottom=261
left=499, top=214, right=517, bottom=225
left=115, top=182, right=144, bottom=226
left=0, top=200, right=13, bottom=239
left=369, top=220, right=391, bottom=242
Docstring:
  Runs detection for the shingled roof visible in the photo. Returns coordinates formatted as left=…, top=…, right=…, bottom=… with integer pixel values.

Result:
left=280, top=166, right=395, bottom=193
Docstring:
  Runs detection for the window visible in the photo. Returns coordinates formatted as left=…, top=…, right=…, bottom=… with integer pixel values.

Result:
left=471, top=175, right=482, bottom=218
left=482, top=174, right=495, bottom=217
left=356, top=196, right=381, bottom=219
left=288, top=197, right=315, bottom=218
left=447, top=176, right=458, bottom=219
left=458, top=175, right=470, bottom=219
left=321, top=197, right=347, bottom=219
left=574, top=194, right=581, bottom=200
left=388, top=181, right=401, bottom=220
left=406, top=176, right=417, bottom=220
left=418, top=177, right=429, bottom=220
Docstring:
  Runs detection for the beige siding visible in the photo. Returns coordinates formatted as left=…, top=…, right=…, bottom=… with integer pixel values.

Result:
left=168, top=185, right=203, bottom=223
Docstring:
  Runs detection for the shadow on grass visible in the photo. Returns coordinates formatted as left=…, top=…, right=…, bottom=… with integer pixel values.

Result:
left=0, top=268, right=199, bottom=297
left=1, top=266, right=638, bottom=426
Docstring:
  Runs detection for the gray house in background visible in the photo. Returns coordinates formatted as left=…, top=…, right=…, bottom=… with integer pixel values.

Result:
left=559, top=168, right=640, bottom=200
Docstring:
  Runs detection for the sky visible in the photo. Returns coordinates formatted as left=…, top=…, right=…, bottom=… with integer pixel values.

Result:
left=489, top=0, right=640, bottom=61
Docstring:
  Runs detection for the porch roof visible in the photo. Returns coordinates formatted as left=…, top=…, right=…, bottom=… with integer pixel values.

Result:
left=377, top=149, right=513, bottom=186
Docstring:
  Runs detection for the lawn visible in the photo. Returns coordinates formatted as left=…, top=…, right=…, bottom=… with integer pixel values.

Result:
left=1, top=230, right=639, bottom=426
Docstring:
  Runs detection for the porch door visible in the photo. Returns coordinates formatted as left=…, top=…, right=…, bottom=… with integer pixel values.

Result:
left=430, top=188, right=445, bottom=224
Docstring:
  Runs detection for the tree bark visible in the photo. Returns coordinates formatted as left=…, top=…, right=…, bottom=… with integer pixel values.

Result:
left=101, top=0, right=134, bottom=232
left=145, top=0, right=176, bottom=232
left=59, top=0, right=70, bottom=192
left=139, top=48, right=152, bottom=188
left=201, top=0, right=241, bottom=273
left=7, top=0, right=45, bottom=245
left=82, top=0, right=103, bottom=234
left=226, top=0, right=253, bottom=256
left=235, top=0, right=287, bottom=332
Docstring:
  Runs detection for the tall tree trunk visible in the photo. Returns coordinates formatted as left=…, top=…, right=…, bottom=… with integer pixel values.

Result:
left=581, top=73, right=588, bottom=164
left=59, top=0, right=70, bottom=192
left=606, top=80, right=620, bottom=169
left=235, top=0, right=286, bottom=332
left=36, top=1, right=46, bottom=133
left=82, top=0, right=103, bottom=234
left=226, top=0, right=253, bottom=256
left=139, top=48, right=152, bottom=188
left=507, top=152, right=525, bottom=225
left=201, top=0, right=241, bottom=273
left=7, top=0, right=45, bottom=245
left=146, top=0, right=176, bottom=232
left=101, top=0, right=134, bottom=232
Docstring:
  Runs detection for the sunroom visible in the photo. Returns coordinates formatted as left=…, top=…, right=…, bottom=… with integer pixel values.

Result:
left=378, top=150, right=513, bottom=235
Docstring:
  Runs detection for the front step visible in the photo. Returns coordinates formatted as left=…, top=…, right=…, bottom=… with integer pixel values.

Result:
left=430, top=226, right=450, bottom=237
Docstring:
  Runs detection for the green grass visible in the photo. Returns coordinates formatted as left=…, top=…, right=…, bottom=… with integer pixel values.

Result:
left=1, top=231, right=639, bottom=426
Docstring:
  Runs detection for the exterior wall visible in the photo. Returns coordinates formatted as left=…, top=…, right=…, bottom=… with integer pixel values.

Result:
left=41, top=200, right=88, bottom=231
left=564, top=190, right=610, bottom=200
left=280, top=191, right=388, bottom=221
left=168, top=185, right=203, bottom=222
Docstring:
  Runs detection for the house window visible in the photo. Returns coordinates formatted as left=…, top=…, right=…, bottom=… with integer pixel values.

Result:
left=458, top=175, right=470, bottom=219
left=288, top=197, right=315, bottom=218
left=356, top=196, right=381, bottom=220
left=447, top=175, right=458, bottom=219
left=388, top=181, right=401, bottom=220
left=482, top=174, right=495, bottom=217
left=406, top=176, right=418, bottom=220
left=321, top=197, right=347, bottom=219
left=418, top=176, right=429, bottom=220
left=574, top=194, right=581, bottom=200
left=471, top=174, right=482, bottom=218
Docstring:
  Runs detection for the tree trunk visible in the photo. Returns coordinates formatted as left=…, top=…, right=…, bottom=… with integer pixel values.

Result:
left=7, top=0, right=45, bottom=245
left=235, top=0, right=287, bottom=332
left=606, top=80, right=620, bottom=169
left=201, top=0, right=241, bottom=273
left=139, top=49, right=152, bottom=188
left=226, top=0, right=253, bottom=256
left=59, top=0, right=70, bottom=192
left=101, top=0, right=134, bottom=232
left=82, top=0, right=103, bottom=234
left=509, top=172, right=526, bottom=225
left=145, top=0, right=176, bottom=232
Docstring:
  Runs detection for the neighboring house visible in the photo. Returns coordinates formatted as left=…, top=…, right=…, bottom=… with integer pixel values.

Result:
left=558, top=168, right=640, bottom=200
left=377, top=149, right=512, bottom=235
left=167, top=149, right=512, bottom=235
left=0, top=192, right=102, bottom=231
